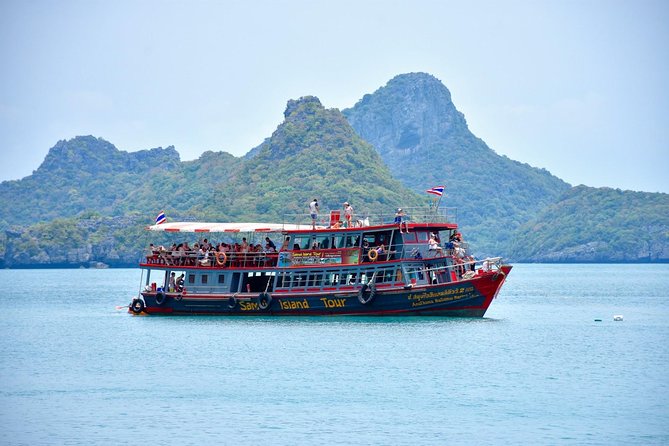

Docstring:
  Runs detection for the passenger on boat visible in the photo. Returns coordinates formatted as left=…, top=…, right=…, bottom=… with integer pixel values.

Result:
left=146, top=243, right=159, bottom=263
left=429, top=234, right=444, bottom=255
left=343, top=202, right=354, bottom=228
left=280, top=236, right=291, bottom=251
left=394, top=208, right=404, bottom=224
left=169, top=272, right=176, bottom=292
left=309, top=198, right=319, bottom=229
left=183, top=242, right=193, bottom=265
left=158, top=245, right=172, bottom=265
left=176, top=243, right=186, bottom=265
left=331, top=220, right=343, bottom=229
left=197, top=245, right=210, bottom=266
left=394, top=208, right=407, bottom=233
left=265, top=237, right=276, bottom=251
left=176, top=274, right=184, bottom=292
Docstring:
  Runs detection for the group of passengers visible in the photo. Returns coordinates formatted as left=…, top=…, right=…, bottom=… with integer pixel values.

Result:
left=147, top=236, right=279, bottom=267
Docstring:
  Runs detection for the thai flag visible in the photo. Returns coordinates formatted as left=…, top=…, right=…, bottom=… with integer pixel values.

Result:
left=155, top=211, right=167, bottom=225
left=426, top=186, right=445, bottom=196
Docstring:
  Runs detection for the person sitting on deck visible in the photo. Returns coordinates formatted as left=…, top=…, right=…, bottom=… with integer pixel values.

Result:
left=429, top=233, right=444, bottom=255
left=146, top=243, right=159, bottom=263
left=198, top=246, right=211, bottom=266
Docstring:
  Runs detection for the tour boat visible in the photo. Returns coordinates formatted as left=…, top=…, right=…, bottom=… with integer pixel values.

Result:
left=129, top=207, right=511, bottom=317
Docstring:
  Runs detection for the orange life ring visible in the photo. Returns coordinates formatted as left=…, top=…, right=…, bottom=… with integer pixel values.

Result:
left=215, top=251, right=227, bottom=267
left=368, top=248, right=378, bottom=261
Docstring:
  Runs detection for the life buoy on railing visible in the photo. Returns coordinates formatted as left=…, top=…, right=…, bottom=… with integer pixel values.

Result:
left=131, top=298, right=145, bottom=314
left=357, top=283, right=377, bottom=305
left=368, top=249, right=379, bottom=261
left=258, top=292, right=272, bottom=310
left=215, top=251, right=227, bottom=267
left=155, top=291, right=166, bottom=305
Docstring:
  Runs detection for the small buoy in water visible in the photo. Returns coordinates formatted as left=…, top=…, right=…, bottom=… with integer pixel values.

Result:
left=613, top=315, right=624, bottom=321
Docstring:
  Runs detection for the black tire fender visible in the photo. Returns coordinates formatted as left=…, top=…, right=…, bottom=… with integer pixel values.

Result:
left=131, top=298, right=145, bottom=314
left=357, top=283, right=376, bottom=305
left=258, top=292, right=272, bottom=310
left=155, top=291, right=166, bottom=305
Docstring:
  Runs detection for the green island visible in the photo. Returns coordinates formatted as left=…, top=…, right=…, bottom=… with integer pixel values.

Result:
left=1, top=73, right=667, bottom=267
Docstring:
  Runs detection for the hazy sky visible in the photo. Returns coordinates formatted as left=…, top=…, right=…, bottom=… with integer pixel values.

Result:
left=1, top=0, right=668, bottom=193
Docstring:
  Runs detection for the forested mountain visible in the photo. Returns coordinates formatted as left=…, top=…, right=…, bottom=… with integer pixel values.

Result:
left=343, top=73, right=570, bottom=255
left=0, top=136, right=244, bottom=227
left=206, top=96, right=421, bottom=221
left=509, top=185, right=669, bottom=262
left=1, top=72, right=666, bottom=267
left=0, top=97, right=421, bottom=267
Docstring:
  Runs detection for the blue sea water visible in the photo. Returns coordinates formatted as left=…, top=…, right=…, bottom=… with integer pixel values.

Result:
left=0, top=264, right=668, bottom=445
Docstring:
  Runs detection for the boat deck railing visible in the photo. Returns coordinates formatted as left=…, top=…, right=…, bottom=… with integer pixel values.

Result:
left=282, top=206, right=457, bottom=229
left=142, top=238, right=475, bottom=270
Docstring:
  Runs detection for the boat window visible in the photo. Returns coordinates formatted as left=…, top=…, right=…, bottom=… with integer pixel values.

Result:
left=416, top=231, right=430, bottom=242
left=307, top=272, right=323, bottom=287
left=326, top=272, right=339, bottom=286
left=218, top=274, right=225, bottom=284
left=362, top=233, right=376, bottom=246
left=402, top=232, right=418, bottom=243
left=279, top=271, right=291, bottom=288
left=279, top=271, right=308, bottom=289
left=290, top=236, right=308, bottom=250
left=201, top=275, right=208, bottom=284
left=364, top=231, right=392, bottom=247
left=188, top=274, right=195, bottom=284
left=332, top=235, right=343, bottom=248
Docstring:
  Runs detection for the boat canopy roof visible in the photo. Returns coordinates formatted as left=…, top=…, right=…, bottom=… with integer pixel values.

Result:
left=146, top=222, right=325, bottom=233
left=147, top=220, right=457, bottom=234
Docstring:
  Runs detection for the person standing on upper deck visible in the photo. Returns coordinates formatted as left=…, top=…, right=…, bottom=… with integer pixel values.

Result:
left=394, top=208, right=406, bottom=233
left=309, top=198, right=319, bottom=229
left=343, top=202, right=354, bottom=228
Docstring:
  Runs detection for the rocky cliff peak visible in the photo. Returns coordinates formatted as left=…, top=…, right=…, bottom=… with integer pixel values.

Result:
left=343, top=72, right=467, bottom=156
